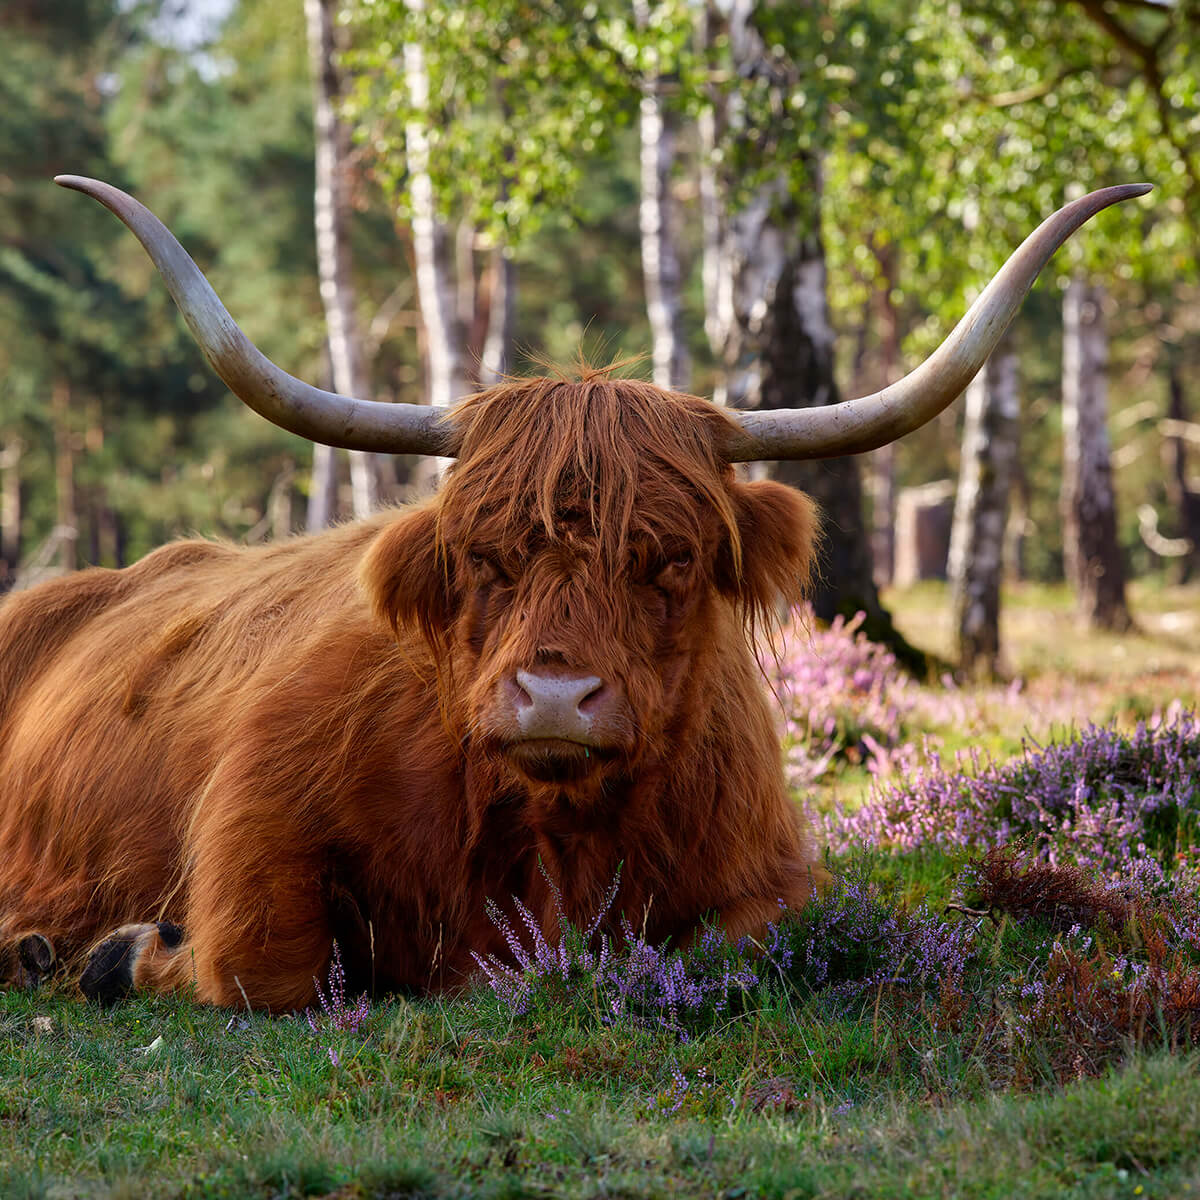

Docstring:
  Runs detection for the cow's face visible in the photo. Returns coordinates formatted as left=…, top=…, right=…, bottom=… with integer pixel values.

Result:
left=363, top=376, right=817, bottom=799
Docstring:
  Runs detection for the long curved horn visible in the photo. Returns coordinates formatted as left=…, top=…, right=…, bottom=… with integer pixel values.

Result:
left=720, top=183, right=1152, bottom=463
left=55, top=175, right=458, bottom=456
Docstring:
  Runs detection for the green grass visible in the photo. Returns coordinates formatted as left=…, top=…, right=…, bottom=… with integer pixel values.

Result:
left=5, top=974, right=1200, bottom=1198
left=885, top=578, right=1200, bottom=698
left=4, top=846, right=1199, bottom=1199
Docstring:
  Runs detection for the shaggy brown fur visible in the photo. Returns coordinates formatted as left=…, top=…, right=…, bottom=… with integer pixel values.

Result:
left=0, top=373, right=823, bottom=1010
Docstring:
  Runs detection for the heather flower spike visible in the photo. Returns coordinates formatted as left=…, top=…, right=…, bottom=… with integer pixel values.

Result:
left=306, top=941, right=370, bottom=1065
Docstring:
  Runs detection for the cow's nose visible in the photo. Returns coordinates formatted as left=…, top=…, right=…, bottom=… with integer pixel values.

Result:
left=512, top=669, right=607, bottom=741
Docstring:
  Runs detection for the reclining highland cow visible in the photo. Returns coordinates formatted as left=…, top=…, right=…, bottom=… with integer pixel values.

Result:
left=0, top=177, right=1147, bottom=1009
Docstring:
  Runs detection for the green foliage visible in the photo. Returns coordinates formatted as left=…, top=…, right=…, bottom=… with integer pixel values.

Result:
left=346, top=0, right=679, bottom=243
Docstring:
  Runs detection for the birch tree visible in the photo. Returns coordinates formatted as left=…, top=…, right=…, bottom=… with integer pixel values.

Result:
left=634, top=0, right=689, bottom=391
left=305, top=0, right=384, bottom=523
left=948, top=335, right=1019, bottom=677
left=1061, top=277, right=1132, bottom=630
left=348, top=0, right=631, bottom=396
left=402, top=0, right=471, bottom=414
left=1163, top=357, right=1200, bottom=582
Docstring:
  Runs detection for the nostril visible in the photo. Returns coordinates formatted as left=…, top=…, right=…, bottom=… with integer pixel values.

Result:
left=577, top=680, right=608, bottom=717
left=505, top=674, right=533, bottom=711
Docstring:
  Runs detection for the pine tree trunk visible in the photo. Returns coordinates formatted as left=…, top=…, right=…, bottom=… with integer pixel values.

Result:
left=634, top=0, right=689, bottom=391
left=948, top=336, right=1019, bottom=678
left=304, top=0, right=382, bottom=521
left=1061, top=277, right=1132, bottom=631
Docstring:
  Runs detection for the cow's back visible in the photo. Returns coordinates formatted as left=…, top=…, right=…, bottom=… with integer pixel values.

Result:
left=0, top=514, right=407, bottom=959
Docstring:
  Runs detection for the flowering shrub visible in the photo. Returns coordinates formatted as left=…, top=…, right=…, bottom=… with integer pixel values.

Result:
left=472, top=862, right=975, bottom=1035
left=471, top=868, right=758, bottom=1039
left=953, top=844, right=1200, bottom=1077
left=761, top=862, right=976, bottom=1008
left=824, top=708, right=1200, bottom=877
left=768, top=611, right=918, bottom=786
left=767, top=610, right=1177, bottom=789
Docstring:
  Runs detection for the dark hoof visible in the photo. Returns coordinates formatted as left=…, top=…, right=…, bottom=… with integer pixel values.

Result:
left=80, top=934, right=138, bottom=1005
left=19, top=933, right=54, bottom=975
left=17, top=933, right=55, bottom=987
left=79, top=921, right=184, bottom=1004
left=157, top=921, right=184, bottom=949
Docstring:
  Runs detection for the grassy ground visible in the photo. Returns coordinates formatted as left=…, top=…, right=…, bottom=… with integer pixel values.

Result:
left=886, top=579, right=1200, bottom=711
left=3, top=582, right=1199, bottom=1199
left=6, top=921, right=1200, bottom=1199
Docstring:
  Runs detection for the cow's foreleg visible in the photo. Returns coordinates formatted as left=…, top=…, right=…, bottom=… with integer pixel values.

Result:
left=80, top=813, right=335, bottom=1013
left=80, top=890, right=333, bottom=1013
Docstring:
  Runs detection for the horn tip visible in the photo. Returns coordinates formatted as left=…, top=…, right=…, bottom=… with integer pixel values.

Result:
left=55, top=175, right=99, bottom=194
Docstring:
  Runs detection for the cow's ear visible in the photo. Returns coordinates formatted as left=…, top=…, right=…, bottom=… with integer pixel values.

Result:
left=360, top=505, right=455, bottom=643
left=719, top=479, right=819, bottom=618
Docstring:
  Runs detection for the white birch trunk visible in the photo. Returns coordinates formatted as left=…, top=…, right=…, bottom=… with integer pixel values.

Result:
left=306, top=441, right=338, bottom=531
left=869, top=262, right=901, bottom=586
left=405, top=0, right=470, bottom=416
left=948, top=336, right=1019, bottom=676
left=634, top=0, right=689, bottom=390
left=1061, top=277, right=1132, bottom=630
left=304, top=0, right=380, bottom=521
left=699, top=104, right=734, bottom=408
left=479, top=246, right=515, bottom=386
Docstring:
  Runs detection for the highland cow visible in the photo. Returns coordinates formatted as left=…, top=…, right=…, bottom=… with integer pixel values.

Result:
left=0, top=178, right=1147, bottom=1009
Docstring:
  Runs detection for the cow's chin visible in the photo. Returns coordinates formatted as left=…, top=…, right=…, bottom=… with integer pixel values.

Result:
left=503, top=738, right=617, bottom=787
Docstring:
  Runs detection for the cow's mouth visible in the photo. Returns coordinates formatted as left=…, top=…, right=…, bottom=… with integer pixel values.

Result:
left=505, top=738, right=616, bottom=784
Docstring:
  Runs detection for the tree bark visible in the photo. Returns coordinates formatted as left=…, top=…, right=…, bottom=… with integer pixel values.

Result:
left=698, top=99, right=732, bottom=408
left=1164, top=356, right=1200, bottom=582
left=0, top=438, right=21, bottom=592
left=307, top=441, right=339, bottom=531
left=869, top=252, right=901, bottom=586
left=948, top=335, right=1019, bottom=678
left=700, top=1, right=914, bottom=664
left=478, top=245, right=515, bottom=386
left=51, top=379, right=78, bottom=573
left=304, top=0, right=382, bottom=521
left=634, top=0, right=689, bottom=391
left=405, top=0, right=470, bottom=414
left=270, top=460, right=296, bottom=541
left=1061, top=277, right=1132, bottom=631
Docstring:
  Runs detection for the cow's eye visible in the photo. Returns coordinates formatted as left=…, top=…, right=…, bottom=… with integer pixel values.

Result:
left=653, top=551, right=694, bottom=588
left=467, top=550, right=508, bottom=584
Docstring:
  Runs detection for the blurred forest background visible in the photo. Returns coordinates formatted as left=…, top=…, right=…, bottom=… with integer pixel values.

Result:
left=2, top=0, right=1198, bottom=676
